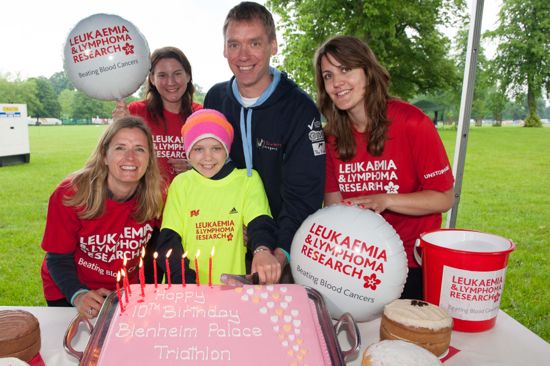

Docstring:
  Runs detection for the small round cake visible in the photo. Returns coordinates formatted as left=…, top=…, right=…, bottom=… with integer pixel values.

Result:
left=0, top=310, right=41, bottom=362
left=380, top=299, right=452, bottom=356
left=362, top=340, right=442, bottom=366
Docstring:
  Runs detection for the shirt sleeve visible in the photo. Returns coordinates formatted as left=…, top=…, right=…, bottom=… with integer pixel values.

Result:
left=46, top=252, right=87, bottom=302
left=276, top=105, right=325, bottom=253
left=243, top=171, right=277, bottom=251
left=41, top=183, right=81, bottom=254
left=160, top=177, right=187, bottom=237
left=407, top=114, right=454, bottom=191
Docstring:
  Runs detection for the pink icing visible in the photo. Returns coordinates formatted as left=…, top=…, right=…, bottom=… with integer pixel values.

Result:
left=309, top=298, right=333, bottom=365
left=97, top=284, right=328, bottom=365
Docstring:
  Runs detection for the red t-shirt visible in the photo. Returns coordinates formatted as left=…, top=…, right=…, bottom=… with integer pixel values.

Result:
left=325, top=99, right=454, bottom=267
left=41, top=180, right=157, bottom=301
left=129, top=100, right=202, bottom=184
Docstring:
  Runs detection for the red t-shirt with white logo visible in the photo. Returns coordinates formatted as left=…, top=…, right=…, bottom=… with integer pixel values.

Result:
left=41, top=180, right=157, bottom=301
left=129, top=100, right=202, bottom=184
left=325, top=99, right=454, bottom=267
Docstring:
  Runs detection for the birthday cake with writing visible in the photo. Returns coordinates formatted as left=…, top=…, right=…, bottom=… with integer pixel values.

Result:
left=96, top=284, right=331, bottom=365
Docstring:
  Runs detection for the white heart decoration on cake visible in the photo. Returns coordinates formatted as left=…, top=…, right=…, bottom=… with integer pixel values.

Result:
left=291, top=309, right=299, bottom=317
left=267, top=301, right=274, bottom=308
left=273, top=325, right=279, bottom=332
left=260, top=307, right=267, bottom=314
left=284, top=315, right=292, bottom=322
left=280, top=287, right=288, bottom=292
left=285, top=295, right=293, bottom=302
left=282, top=340, right=289, bottom=347
left=241, top=294, right=249, bottom=301
left=293, top=319, right=301, bottom=327
left=280, top=302, right=288, bottom=309
left=270, top=315, right=278, bottom=323
left=260, top=292, right=268, bottom=299
left=289, top=334, right=295, bottom=341
left=246, top=288, right=254, bottom=295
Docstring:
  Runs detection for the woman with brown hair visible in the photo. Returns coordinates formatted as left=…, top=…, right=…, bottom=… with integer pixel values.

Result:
left=315, top=35, right=455, bottom=299
left=113, top=46, right=202, bottom=185
left=40, top=116, right=164, bottom=318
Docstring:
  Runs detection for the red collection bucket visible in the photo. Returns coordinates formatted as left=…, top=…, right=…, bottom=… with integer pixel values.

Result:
left=414, top=229, right=515, bottom=332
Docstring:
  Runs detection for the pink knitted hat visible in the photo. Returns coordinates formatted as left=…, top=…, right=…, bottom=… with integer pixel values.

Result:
left=182, top=109, right=234, bottom=157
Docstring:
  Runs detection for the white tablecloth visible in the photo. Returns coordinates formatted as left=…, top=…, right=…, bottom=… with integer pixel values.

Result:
left=1, top=306, right=548, bottom=365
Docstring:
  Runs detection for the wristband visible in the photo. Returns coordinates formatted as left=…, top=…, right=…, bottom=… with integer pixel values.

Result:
left=70, top=289, right=89, bottom=306
left=279, top=248, right=290, bottom=264
left=253, top=247, right=270, bottom=256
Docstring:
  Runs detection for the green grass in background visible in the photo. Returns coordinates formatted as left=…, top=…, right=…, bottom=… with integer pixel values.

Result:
left=0, top=125, right=548, bottom=341
left=0, top=125, right=106, bottom=305
left=438, top=127, right=549, bottom=340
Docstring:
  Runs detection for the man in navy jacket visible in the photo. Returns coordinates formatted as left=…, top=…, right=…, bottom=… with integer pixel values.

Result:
left=204, top=1, right=325, bottom=280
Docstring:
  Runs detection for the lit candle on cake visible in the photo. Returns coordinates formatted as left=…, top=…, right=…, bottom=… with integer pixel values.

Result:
left=209, top=246, right=215, bottom=287
left=153, top=251, right=158, bottom=289
left=181, top=251, right=188, bottom=287
left=165, top=249, right=173, bottom=289
left=195, top=249, right=201, bottom=286
left=122, top=257, right=131, bottom=295
left=139, top=247, right=145, bottom=296
left=121, top=268, right=129, bottom=303
left=139, top=257, right=145, bottom=297
left=116, top=271, right=125, bottom=313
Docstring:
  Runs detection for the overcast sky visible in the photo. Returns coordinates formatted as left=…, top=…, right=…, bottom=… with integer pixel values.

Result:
left=0, top=0, right=500, bottom=92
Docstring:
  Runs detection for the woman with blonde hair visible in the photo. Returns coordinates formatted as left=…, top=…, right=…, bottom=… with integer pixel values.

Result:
left=315, top=35, right=455, bottom=299
left=41, top=116, right=164, bottom=318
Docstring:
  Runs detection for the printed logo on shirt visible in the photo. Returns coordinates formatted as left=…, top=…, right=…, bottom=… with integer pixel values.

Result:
left=152, top=135, right=186, bottom=159
left=337, top=159, right=398, bottom=193
left=195, top=219, right=235, bottom=241
left=424, top=165, right=450, bottom=180
left=307, top=118, right=321, bottom=130
left=256, top=138, right=282, bottom=152
left=229, top=207, right=238, bottom=214
left=312, top=141, right=326, bottom=156
left=190, top=209, right=200, bottom=217
left=79, top=224, right=154, bottom=272
left=384, top=181, right=400, bottom=194
left=308, top=130, right=324, bottom=142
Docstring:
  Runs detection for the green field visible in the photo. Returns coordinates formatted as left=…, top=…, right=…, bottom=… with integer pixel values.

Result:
left=0, top=125, right=548, bottom=341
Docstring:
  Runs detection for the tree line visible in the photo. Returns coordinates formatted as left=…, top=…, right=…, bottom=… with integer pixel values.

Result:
left=1, top=0, right=548, bottom=126
left=0, top=72, right=206, bottom=124
left=268, top=0, right=549, bottom=126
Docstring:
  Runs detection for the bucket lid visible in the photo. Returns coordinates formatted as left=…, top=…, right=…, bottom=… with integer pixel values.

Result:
left=420, top=229, right=514, bottom=254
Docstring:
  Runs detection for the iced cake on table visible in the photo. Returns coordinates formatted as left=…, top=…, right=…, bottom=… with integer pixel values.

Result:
left=362, top=340, right=442, bottom=366
left=96, top=284, right=331, bottom=365
left=0, top=310, right=41, bottom=362
left=380, top=299, right=452, bottom=356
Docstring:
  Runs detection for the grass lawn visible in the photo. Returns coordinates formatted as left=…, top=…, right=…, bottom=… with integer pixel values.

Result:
left=0, top=124, right=548, bottom=341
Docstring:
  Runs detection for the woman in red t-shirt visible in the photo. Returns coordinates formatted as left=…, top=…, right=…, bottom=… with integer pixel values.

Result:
left=113, top=46, right=202, bottom=185
left=41, top=116, right=166, bottom=318
left=314, top=36, right=455, bottom=299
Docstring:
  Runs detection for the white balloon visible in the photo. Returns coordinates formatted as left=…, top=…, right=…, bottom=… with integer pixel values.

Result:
left=63, top=14, right=150, bottom=100
left=291, top=204, right=408, bottom=322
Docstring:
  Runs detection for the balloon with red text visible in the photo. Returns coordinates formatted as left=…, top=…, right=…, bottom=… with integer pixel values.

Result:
left=63, top=13, right=150, bottom=100
left=291, top=204, right=408, bottom=321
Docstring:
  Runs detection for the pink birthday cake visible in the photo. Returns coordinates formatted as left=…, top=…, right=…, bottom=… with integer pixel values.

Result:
left=97, top=284, right=331, bottom=365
